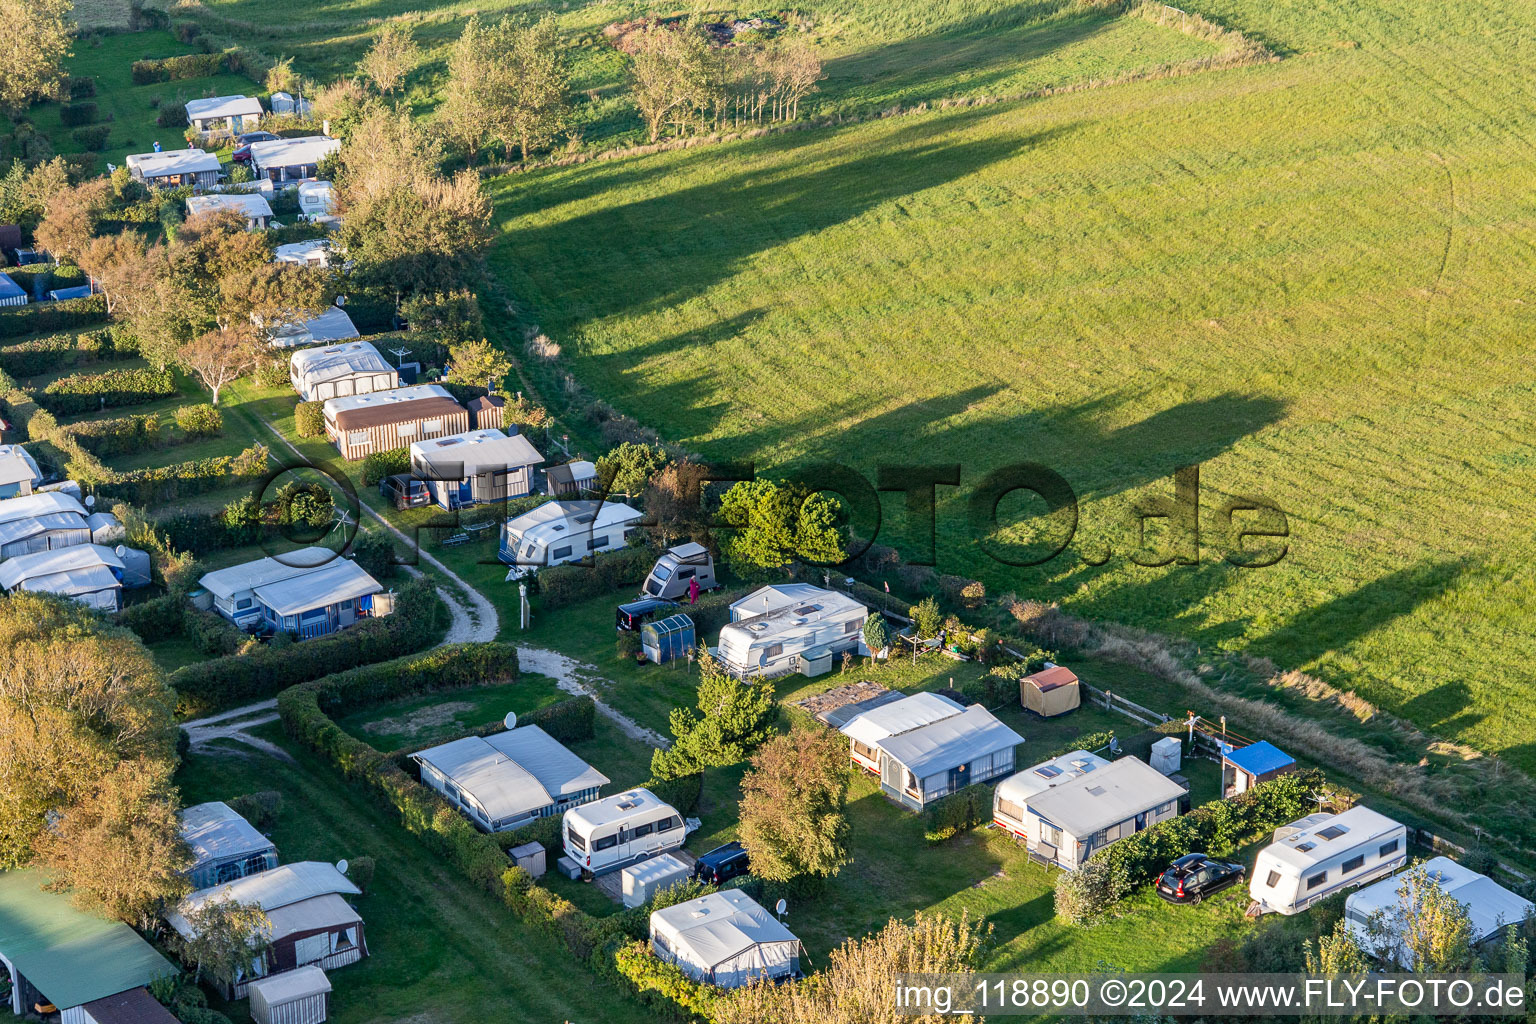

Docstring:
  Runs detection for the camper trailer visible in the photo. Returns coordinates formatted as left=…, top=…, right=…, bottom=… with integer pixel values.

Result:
left=840, top=691, right=966, bottom=774
left=715, top=584, right=868, bottom=679
left=498, top=500, right=644, bottom=578
left=992, top=749, right=1111, bottom=839
left=562, top=788, right=685, bottom=877
left=1249, top=806, right=1408, bottom=916
left=640, top=542, right=718, bottom=600
left=1005, top=756, right=1185, bottom=868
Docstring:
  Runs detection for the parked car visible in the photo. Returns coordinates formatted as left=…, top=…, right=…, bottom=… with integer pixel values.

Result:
left=1155, top=853, right=1245, bottom=904
left=615, top=597, right=678, bottom=632
left=379, top=474, right=430, bottom=509
left=692, top=841, right=751, bottom=886
left=230, top=131, right=281, bottom=164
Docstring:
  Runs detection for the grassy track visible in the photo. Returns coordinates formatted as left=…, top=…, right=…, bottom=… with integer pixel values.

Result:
left=479, top=0, right=1536, bottom=769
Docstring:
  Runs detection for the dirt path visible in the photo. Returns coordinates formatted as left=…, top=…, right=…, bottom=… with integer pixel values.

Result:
left=517, top=647, right=670, bottom=749
left=181, top=699, right=291, bottom=761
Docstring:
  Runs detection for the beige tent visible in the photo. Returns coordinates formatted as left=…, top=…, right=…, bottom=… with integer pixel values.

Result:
left=1020, top=664, right=1080, bottom=717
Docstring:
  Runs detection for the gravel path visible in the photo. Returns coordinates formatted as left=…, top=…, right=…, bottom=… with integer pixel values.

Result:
left=517, top=647, right=670, bottom=749
left=181, top=700, right=291, bottom=761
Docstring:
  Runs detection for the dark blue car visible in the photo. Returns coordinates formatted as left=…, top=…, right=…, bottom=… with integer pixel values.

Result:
left=692, top=841, right=751, bottom=886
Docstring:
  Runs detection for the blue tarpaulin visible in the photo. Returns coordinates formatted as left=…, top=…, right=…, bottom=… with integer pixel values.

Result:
left=1224, top=740, right=1295, bottom=778
left=46, top=286, right=93, bottom=301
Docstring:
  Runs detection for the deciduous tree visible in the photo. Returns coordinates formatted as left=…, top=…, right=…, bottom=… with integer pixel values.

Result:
left=438, top=17, right=506, bottom=164
left=627, top=20, right=720, bottom=142
left=178, top=330, right=253, bottom=406
left=0, top=0, right=74, bottom=116
left=170, top=897, right=273, bottom=989
left=644, top=459, right=711, bottom=547
left=505, top=15, right=571, bottom=161
left=358, top=25, right=419, bottom=96
left=1361, top=866, right=1480, bottom=971
left=737, top=725, right=849, bottom=882
left=33, top=177, right=112, bottom=262
left=717, top=479, right=847, bottom=579
left=445, top=338, right=512, bottom=390
left=80, top=233, right=153, bottom=315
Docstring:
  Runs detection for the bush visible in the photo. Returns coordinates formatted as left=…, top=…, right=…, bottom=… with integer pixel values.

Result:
left=175, top=403, right=223, bottom=437
left=520, top=696, right=596, bottom=744
left=294, top=400, right=324, bottom=438
left=40, top=366, right=176, bottom=415
left=228, top=790, right=283, bottom=830
left=67, top=413, right=160, bottom=457
left=922, top=783, right=994, bottom=843
left=184, top=607, right=244, bottom=655
left=69, top=76, right=97, bottom=99
left=910, top=595, right=943, bottom=640
left=346, top=855, right=376, bottom=894
left=71, top=125, right=111, bottom=151
left=644, top=771, right=703, bottom=815
left=1054, top=860, right=1124, bottom=925
left=495, top=814, right=564, bottom=858
left=131, top=53, right=227, bottom=84
left=98, top=445, right=269, bottom=506
left=254, top=361, right=289, bottom=388
left=156, top=105, right=186, bottom=129
left=611, top=941, right=719, bottom=1019
left=534, top=546, right=655, bottom=611
left=0, top=296, right=108, bottom=338
left=119, top=593, right=185, bottom=642
left=349, top=530, right=399, bottom=580
left=60, top=102, right=99, bottom=126
left=361, top=447, right=409, bottom=486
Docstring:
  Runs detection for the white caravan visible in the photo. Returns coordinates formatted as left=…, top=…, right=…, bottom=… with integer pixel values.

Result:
left=562, top=788, right=685, bottom=877
left=992, top=749, right=1111, bottom=839
left=499, top=499, right=643, bottom=579
left=1249, top=806, right=1408, bottom=915
left=715, top=583, right=868, bottom=679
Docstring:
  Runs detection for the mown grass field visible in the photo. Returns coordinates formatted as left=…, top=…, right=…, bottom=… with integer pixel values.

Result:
left=466, top=0, right=1536, bottom=772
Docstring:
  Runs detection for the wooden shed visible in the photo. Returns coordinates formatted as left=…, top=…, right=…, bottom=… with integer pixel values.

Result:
left=322, top=385, right=468, bottom=461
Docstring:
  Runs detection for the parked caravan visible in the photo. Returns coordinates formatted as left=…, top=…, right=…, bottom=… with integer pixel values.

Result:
left=498, top=499, right=644, bottom=578
left=1345, top=857, right=1533, bottom=967
left=840, top=691, right=965, bottom=774
left=992, top=749, right=1110, bottom=839
left=562, top=788, right=685, bottom=877
left=1007, top=756, right=1184, bottom=868
left=640, top=542, right=718, bottom=600
left=1248, top=806, right=1408, bottom=916
left=715, top=584, right=868, bottom=679
left=650, top=891, right=802, bottom=989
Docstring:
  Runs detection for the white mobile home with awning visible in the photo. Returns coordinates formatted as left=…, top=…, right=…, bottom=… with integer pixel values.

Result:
left=185, top=94, right=263, bottom=136
left=1345, top=856, right=1533, bottom=967
left=289, top=341, right=397, bottom=402
left=1022, top=756, right=1185, bottom=869
left=650, top=890, right=802, bottom=988
left=413, top=725, right=609, bottom=833
left=0, top=491, right=92, bottom=559
left=265, top=306, right=360, bottom=349
left=840, top=691, right=965, bottom=774
left=186, top=192, right=274, bottom=231
left=125, top=149, right=221, bottom=189
left=198, top=549, right=386, bottom=637
left=410, top=428, right=542, bottom=508
left=716, top=583, right=868, bottom=680
left=0, top=543, right=133, bottom=610
left=992, top=749, right=1110, bottom=839
left=250, top=136, right=340, bottom=184
left=869, top=703, right=1024, bottom=811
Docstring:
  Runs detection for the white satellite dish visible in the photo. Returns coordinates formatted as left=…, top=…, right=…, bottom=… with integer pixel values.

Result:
left=84, top=494, right=95, bottom=508
left=775, top=898, right=787, bottom=916
left=114, top=545, right=126, bottom=557
left=336, top=859, right=349, bottom=875
left=503, top=711, right=518, bottom=730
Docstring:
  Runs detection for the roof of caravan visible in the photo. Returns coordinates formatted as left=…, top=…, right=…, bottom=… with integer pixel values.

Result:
left=564, top=788, right=675, bottom=832
left=411, top=428, right=541, bottom=474
left=730, top=582, right=830, bottom=617
left=995, top=749, right=1111, bottom=806
left=545, top=460, right=596, bottom=486
left=660, top=541, right=709, bottom=562
left=874, top=704, right=1024, bottom=779
left=273, top=238, right=332, bottom=264
left=168, top=862, right=359, bottom=937
left=650, top=890, right=799, bottom=968
left=0, top=544, right=123, bottom=591
left=721, top=585, right=868, bottom=645
left=0, top=444, right=42, bottom=486
left=1224, top=740, right=1295, bottom=777
left=290, top=341, right=392, bottom=386
left=840, top=692, right=965, bottom=747
left=325, top=384, right=462, bottom=429
left=185, top=95, right=263, bottom=120
left=198, top=547, right=337, bottom=599
left=0, top=492, right=89, bottom=546
left=1348, top=857, right=1533, bottom=945
left=0, top=870, right=175, bottom=1010
left=186, top=192, right=273, bottom=220
left=249, top=136, right=340, bottom=168
left=181, top=801, right=276, bottom=869
left=252, top=558, right=381, bottom=616
left=503, top=499, right=643, bottom=547
left=1260, top=806, right=1406, bottom=873
left=125, top=149, right=222, bottom=176
left=1023, top=757, right=1182, bottom=836
left=267, top=306, right=359, bottom=347
left=413, top=726, right=608, bottom=822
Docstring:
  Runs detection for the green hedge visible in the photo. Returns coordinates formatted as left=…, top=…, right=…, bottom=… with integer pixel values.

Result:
left=72, top=125, right=112, bottom=151
left=922, top=783, right=995, bottom=843
left=130, top=53, right=228, bottom=84
left=170, top=578, right=443, bottom=715
left=0, top=296, right=109, bottom=338
left=59, top=102, right=99, bottom=126
left=0, top=327, right=131, bottom=377
left=120, top=593, right=186, bottom=642
left=40, top=366, right=176, bottom=415
left=360, top=447, right=409, bottom=486
left=96, top=445, right=268, bottom=505
left=535, top=546, right=655, bottom=611
left=67, top=412, right=161, bottom=457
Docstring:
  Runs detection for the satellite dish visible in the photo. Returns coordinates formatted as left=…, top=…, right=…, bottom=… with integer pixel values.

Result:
left=336, top=859, right=349, bottom=875
left=84, top=494, right=95, bottom=508
left=114, top=545, right=126, bottom=557
left=775, top=898, right=787, bottom=916
left=503, top=711, right=518, bottom=730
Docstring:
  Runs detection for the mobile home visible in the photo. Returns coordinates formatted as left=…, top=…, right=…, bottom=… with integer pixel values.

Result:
left=0, top=543, right=144, bottom=611
left=992, top=748, right=1111, bottom=839
left=1249, top=806, right=1408, bottom=915
left=197, top=550, right=386, bottom=637
left=562, top=788, right=685, bottom=877
left=715, top=584, right=867, bottom=680
left=184, top=95, right=263, bottom=137
left=186, top=192, right=274, bottom=231
left=867, top=703, right=1024, bottom=812
left=124, top=149, right=222, bottom=189
left=498, top=499, right=643, bottom=576
left=273, top=238, right=333, bottom=268
left=323, top=384, right=468, bottom=461
left=249, top=136, right=340, bottom=184
left=640, top=542, right=717, bottom=600
left=410, top=428, right=542, bottom=508
left=1345, top=856, right=1533, bottom=967
left=289, top=341, right=397, bottom=402
left=412, top=725, right=609, bottom=833
left=840, top=691, right=966, bottom=774
left=0, top=491, right=92, bottom=559
left=1001, top=755, right=1183, bottom=868
left=0, top=444, right=42, bottom=496
left=181, top=801, right=279, bottom=889
left=650, top=890, right=802, bottom=988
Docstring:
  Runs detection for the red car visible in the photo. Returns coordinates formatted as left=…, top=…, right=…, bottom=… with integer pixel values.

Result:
left=230, top=131, right=280, bottom=164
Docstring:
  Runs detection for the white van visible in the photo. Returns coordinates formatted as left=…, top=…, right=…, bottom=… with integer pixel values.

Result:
left=1248, top=806, right=1407, bottom=915
left=562, top=788, right=685, bottom=877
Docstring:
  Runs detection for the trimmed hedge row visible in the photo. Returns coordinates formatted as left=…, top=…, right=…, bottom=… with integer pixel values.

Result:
left=67, top=412, right=161, bottom=456
left=40, top=366, right=176, bottom=414
left=0, top=326, right=129, bottom=377
left=97, top=445, right=268, bottom=505
left=130, top=53, right=228, bottom=83
left=922, top=783, right=995, bottom=843
left=169, top=578, right=442, bottom=715
left=360, top=447, right=409, bottom=486
left=536, top=546, right=655, bottom=611
left=0, top=296, right=109, bottom=338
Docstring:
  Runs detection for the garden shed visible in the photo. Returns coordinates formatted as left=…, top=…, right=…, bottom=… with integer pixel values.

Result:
left=248, top=966, right=331, bottom=1024
left=641, top=613, right=695, bottom=664
left=650, top=890, right=802, bottom=988
left=181, top=801, right=279, bottom=889
left=1020, top=663, right=1080, bottom=717
left=1221, top=740, right=1296, bottom=797
left=78, top=987, right=180, bottom=1024
left=544, top=459, right=597, bottom=495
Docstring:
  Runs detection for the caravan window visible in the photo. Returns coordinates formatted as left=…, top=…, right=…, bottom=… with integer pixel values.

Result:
left=656, top=815, right=681, bottom=833
left=236, top=598, right=253, bottom=610
left=631, top=822, right=654, bottom=839
left=1265, top=870, right=1281, bottom=888
left=589, top=535, right=608, bottom=549
left=522, top=543, right=537, bottom=560
left=766, top=643, right=784, bottom=659
left=997, top=798, right=1025, bottom=822
left=1379, top=839, right=1400, bottom=858
left=1306, top=871, right=1327, bottom=890
left=1342, top=854, right=1364, bottom=873
left=397, top=422, right=417, bottom=438
left=677, top=568, right=695, bottom=579
left=653, top=565, right=674, bottom=581
left=594, top=834, right=619, bottom=851
left=567, top=828, right=587, bottom=852
left=1040, top=822, right=1062, bottom=846
left=552, top=546, right=572, bottom=559
left=844, top=620, right=860, bottom=633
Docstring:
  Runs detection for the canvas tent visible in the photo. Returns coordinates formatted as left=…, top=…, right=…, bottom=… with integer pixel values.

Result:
left=0, top=870, right=176, bottom=1023
left=265, top=306, right=360, bottom=349
left=0, top=444, right=41, bottom=496
left=185, top=95, right=263, bottom=136
left=0, top=543, right=136, bottom=610
left=0, top=273, right=26, bottom=308
left=182, top=801, right=279, bottom=889
left=1020, top=664, right=1081, bottom=717
left=650, top=890, right=801, bottom=988
left=413, top=725, right=609, bottom=833
left=1345, top=856, right=1533, bottom=967
left=125, top=149, right=221, bottom=189
left=248, top=965, right=331, bottom=1024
